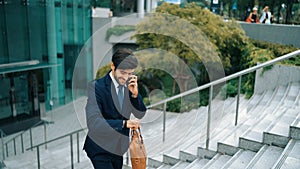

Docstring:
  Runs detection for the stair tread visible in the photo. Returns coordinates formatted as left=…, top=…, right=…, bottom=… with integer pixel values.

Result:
left=265, top=109, right=299, bottom=138
left=222, top=149, right=256, bottom=169
left=247, top=145, right=284, bottom=168
left=170, top=161, right=190, bottom=169
left=185, top=158, right=209, bottom=169
left=203, top=154, right=231, bottom=169
left=275, top=140, right=300, bottom=169
left=157, top=164, right=172, bottom=169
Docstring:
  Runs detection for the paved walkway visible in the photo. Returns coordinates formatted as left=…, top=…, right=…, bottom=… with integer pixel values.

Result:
left=2, top=96, right=92, bottom=169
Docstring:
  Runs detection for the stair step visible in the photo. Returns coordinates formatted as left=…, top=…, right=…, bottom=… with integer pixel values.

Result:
left=290, top=111, right=300, bottom=139
left=221, top=149, right=256, bottom=169
left=179, top=148, right=198, bottom=162
left=272, top=139, right=300, bottom=169
left=198, top=147, right=217, bottom=159
left=201, top=153, right=231, bottom=169
left=149, top=155, right=164, bottom=167
left=217, top=124, right=250, bottom=155
left=263, top=109, right=298, bottom=147
left=245, top=145, right=284, bottom=169
left=239, top=113, right=278, bottom=151
left=163, top=154, right=180, bottom=165
left=170, top=161, right=190, bottom=169
left=157, top=164, right=172, bottom=169
left=185, top=158, right=209, bottom=169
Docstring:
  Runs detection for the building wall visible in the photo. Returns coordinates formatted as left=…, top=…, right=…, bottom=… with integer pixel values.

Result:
left=255, top=64, right=300, bottom=94
left=239, top=22, right=300, bottom=48
left=0, top=0, right=92, bottom=131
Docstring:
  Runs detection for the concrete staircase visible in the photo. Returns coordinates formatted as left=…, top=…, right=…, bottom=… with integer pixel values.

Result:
left=144, top=82, right=300, bottom=169
left=1, top=81, right=300, bottom=168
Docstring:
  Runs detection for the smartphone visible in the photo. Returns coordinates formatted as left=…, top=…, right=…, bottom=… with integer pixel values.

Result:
left=126, top=77, right=133, bottom=86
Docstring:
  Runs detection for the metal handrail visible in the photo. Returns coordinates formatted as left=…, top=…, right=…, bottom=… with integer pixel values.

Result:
left=0, top=129, right=6, bottom=161
left=7, top=50, right=299, bottom=168
left=27, top=128, right=87, bottom=169
left=3, top=120, right=51, bottom=158
left=146, top=49, right=300, bottom=148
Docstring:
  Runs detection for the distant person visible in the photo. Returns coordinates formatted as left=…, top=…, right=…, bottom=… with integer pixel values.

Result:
left=260, top=6, right=272, bottom=24
left=83, top=48, right=147, bottom=169
left=246, top=7, right=259, bottom=23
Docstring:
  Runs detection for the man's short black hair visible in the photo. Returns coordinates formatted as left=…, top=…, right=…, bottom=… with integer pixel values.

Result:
left=112, top=48, right=138, bottom=70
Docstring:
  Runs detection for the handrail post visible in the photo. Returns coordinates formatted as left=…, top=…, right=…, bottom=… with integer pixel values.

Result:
left=235, top=76, right=242, bottom=126
left=30, top=128, right=33, bottom=150
left=206, top=85, right=213, bottom=149
left=163, top=102, right=167, bottom=142
left=21, top=134, right=24, bottom=153
left=126, top=151, right=129, bottom=165
left=76, top=132, right=80, bottom=163
left=44, top=123, right=47, bottom=149
left=13, top=139, right=16, bottom=155
left=1, top=131, right=5, bottom=160
left=5, top=144, right=8, bottom=157
left=70, top=134, right=74, bottom=169
left=37, top=146, right=40, bottom=169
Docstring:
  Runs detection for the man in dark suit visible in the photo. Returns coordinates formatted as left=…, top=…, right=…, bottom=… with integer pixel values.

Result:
left=83, top=48, right=147, bottom=169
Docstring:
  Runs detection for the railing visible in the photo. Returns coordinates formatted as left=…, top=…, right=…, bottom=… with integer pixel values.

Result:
left=2, top=120, right=51, bottom=159
left=3, top=50, right=300, bottom=168
left=0, top=129, right=6, bottom=165
left=27, top=128, right=87, bottom=169
left=146, top=49, right=300, bottom=149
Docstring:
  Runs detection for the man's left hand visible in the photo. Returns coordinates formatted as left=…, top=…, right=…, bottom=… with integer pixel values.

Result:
left=127, top=75, right=138, bottom=98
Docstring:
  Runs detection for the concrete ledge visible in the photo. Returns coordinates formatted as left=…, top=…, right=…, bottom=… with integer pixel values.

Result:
left=147, top=157, right=162, bottom=168
left=179, top=150, right=197, bottom=162
left=239, top=137, right=263, bottom=152
left=217, top=142, right=239, bottom=156
left=163, top=154, right=179, bottom=165
left=197, top=147, right=217, bottom=159
left=263, top=132, right=289, bottom=148
left=290, top=126, right=300, bottom=139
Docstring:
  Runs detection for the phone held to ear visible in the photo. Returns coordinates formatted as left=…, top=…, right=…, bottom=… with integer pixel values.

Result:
left=126, top=77, right=133, bottom=86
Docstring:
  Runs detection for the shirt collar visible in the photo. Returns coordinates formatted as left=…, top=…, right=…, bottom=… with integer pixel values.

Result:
left=109, top=72, right=125, bottom=94
left=110, top=72, right=119, bottom=90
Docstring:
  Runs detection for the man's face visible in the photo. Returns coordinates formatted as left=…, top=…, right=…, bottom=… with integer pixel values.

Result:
left=112, top=68, right=135, bottom=86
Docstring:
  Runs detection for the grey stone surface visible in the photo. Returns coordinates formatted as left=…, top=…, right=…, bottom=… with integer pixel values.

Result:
left=239, top=22, right=300, bottom=48
left=157, top=164, right=172, bottom=169
left=246, top=145, right=284, bottom=169
left=222, top=149, right=256, bottom=169
left=278, top=140, right=300, bottom=169
left=255, top=65, right=300, bottom=94
left=185, top=158, right=209, bottom=169
left=169, top=161, right=190, bottom=169
left=202, top=153, right=232, bottom=169
left=179, top=150, right=197, bottom=162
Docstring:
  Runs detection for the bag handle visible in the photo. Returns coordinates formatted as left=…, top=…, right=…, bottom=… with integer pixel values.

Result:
left=131, top=127, right=144, bottom=144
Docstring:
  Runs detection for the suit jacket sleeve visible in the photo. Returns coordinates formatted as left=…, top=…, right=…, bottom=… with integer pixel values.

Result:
left=129, top=93, right=147, bottom=119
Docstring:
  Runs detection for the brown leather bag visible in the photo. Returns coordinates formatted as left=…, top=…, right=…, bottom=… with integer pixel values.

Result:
left=130, top=128, right=147, bottom=169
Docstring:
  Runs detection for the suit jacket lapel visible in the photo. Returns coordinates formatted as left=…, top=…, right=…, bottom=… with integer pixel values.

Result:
left=104, top=72, right=125, bottom=116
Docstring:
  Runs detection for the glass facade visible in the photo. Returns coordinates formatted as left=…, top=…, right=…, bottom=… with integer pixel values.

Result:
left=0, top=0, right=92, bottom=134
left=93, top=0, right=138, bottom=16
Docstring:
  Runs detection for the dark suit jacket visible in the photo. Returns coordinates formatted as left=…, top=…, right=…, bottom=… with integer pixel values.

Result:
left=83, top=72, right=146, bottom=158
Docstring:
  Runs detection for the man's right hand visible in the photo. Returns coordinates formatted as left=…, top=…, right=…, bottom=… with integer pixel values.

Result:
left=126, top=119, right=140, bottom=129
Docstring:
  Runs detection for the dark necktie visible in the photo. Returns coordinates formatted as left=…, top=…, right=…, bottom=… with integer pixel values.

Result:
left=118, top=85, right=124, bottom=110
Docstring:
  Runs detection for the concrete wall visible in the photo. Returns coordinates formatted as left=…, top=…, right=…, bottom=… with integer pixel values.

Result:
left=92, top=16, right=142, bottom=76
left=239, top=22, right=300, bottom=48
left=254, top=64, right=300, bottom=94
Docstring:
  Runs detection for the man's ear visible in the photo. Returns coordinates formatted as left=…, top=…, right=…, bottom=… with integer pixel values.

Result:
left=111, top=62, right=115, bottom=70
